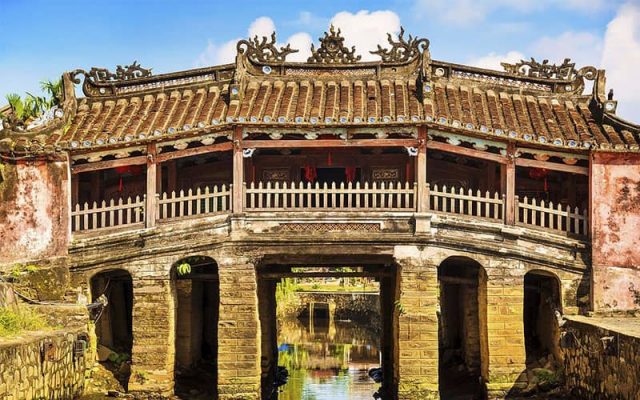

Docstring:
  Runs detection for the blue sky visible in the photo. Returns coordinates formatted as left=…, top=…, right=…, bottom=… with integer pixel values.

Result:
left=2, top=0, right=639, bottom=120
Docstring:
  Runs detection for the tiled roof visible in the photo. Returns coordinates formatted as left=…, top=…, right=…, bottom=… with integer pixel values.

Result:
left=1, top=28, right=639, bottom=155
left=52, top=77, right=639, bottom=152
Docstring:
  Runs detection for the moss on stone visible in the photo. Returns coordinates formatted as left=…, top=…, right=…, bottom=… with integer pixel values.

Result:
left=0, top=306, right=49, bottom=337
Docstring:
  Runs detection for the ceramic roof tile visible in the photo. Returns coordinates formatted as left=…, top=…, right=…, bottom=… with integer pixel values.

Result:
left=49, top=73, right=639, bottom=152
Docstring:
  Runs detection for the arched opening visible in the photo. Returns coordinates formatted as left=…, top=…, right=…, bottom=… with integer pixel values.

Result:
left=172, top=256, right=219, bottom=399
left=257, top=258, right=397, bottom=400
left=438, top=257, right=488, bottom=399
left=90, top=269, right=133, bottom=391
left=523, top=271, right=562, bottom=369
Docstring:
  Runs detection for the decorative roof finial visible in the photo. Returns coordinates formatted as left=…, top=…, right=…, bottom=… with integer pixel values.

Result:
left=370, top=27, right=429, bottom=63
left=501, top=58, right=577, bottom=80
left=307, top=25, right=361, bottom=64
left=237, top=32, right=298, bottom=63
left=71, top=61, right=152, bottom=85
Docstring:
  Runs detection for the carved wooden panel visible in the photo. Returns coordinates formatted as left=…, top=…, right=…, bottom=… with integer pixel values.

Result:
left=279, top=223, right=381, bottom=232
left=372, top=168, right=400, bottom=182
left=263, top=168, right=290, bottom=182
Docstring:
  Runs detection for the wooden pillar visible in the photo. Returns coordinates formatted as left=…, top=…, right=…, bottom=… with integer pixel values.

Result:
left=416, top=126, right=428, bottom=212
left=504, top=143, right=516, bottom=225
left=146, top=143, right=158, bottom=228
left=233, top=127, right=244, bottom=213
left=71, top=175, right=79, bottom=206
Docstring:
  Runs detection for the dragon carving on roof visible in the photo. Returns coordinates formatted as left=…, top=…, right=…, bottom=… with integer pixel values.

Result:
left=308, top=25, right=362, bottom=64
left=370, top=27, right=429, bottom=63
left=237, top=32, right=298, bottom=63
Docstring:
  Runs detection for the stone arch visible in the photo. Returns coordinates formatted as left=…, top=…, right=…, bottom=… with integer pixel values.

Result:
left=523, top=269, right=563, bottom=367
left=170, top=255, right=220, bottom=398
left=437, top=256, right=488, bottom=398
left=89, top=268, right=134, bottom=390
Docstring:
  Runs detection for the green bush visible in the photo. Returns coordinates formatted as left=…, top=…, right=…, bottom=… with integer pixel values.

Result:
left=0, top=307, right=48, bottom=337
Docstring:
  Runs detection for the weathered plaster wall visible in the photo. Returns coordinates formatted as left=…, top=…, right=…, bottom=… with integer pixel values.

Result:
left=562, top=316, right=640, bottom=400
left=0, top=160, right=69, bottom=265
left=592, top=152, right=640, bottom=311
left=0, top=327, right=88, bottom=400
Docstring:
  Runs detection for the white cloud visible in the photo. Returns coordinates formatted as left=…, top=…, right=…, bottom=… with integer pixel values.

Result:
left=601, top=2, right=640, bottom=122
left=413, top=0, right=612, bottom=26
left=286, top=32, right=313, bottom=62
left=330, top=10, right=401, bottom=61
left=195, top=16, right=313, bottom=66
left=195, top=38, right=240, bottom=66
left=531, top=31, right=603, bottom=68
left=468, top=51, right=525, bottom=70
left=196, top=11, right=403, bottom=66
left=465, top=2, right=640, bottom=122
left=248, top=17, right=276, bottom=38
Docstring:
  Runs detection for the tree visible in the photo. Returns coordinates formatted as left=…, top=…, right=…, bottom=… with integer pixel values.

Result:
left=1, top=78, right=63, bottom=127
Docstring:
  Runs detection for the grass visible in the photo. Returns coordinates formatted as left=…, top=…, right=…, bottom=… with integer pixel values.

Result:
left=0, top=306, right=49, bottom=337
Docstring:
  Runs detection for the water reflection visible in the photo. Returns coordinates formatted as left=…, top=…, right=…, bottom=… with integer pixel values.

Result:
left=277, top=316, right=380, bottom=400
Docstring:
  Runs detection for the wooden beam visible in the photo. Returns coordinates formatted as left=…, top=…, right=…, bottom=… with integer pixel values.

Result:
left=515, top=157, right=588, bottom=175
left=232, top=127, right=244, bottom=213
left=71, top=156, right=147, bottom=174
left=242, top=138, right=419, bottom=149
left=416, top=126, right=428, bottom=212
left=427, top=140, right=508, bottom=164
left=145, top=143, right=157, bottom=228
left=155, top=141, right=233, bottom=163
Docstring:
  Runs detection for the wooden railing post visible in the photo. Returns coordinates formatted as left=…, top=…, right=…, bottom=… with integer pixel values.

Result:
left=232, top=127, right=244, bottom=213
left=504, top=143, right=516, bottom=225
left=145, top=143, right=158, bottom=228
left=416, top=126, right=428, bottom=212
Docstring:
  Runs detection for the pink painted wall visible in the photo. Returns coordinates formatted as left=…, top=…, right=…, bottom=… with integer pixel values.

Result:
left=591, top=152, right=640, bottom=311
left=0, top=160, right=69, bottom=265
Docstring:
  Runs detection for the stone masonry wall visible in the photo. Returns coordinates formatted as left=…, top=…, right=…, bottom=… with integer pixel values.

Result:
left=562, top=317, right=640, bottom=400
left=0, top=327, right=88, bottom=400
left=0, top=160, right=70, bottom=265
left=394, top=246, right=439, bottom=400
left=591, top=152, right=640, bottom=311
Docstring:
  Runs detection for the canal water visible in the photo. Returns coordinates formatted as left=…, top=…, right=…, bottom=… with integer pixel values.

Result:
left=276, top=316, right=381, bottom=400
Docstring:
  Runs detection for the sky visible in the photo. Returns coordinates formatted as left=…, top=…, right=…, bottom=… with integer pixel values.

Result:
left=1, top=0, right=639, bottom=121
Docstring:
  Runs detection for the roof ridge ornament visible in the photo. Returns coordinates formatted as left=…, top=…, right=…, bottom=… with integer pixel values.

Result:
left=71, top=61, right=152, bottom=84
left=370, top=27, right=430, bottom=63
left=308, top=25, right=361, bottom=64
left=237, top=32, right=298, bottom=63
left=500, top=57, right=598, bottom=81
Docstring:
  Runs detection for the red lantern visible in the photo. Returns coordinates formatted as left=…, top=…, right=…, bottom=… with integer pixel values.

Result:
left=113, top=165, right=144, bottom=192
left=529, top=168, right=549, bottom=191
left=345, top=166, right=356, bottom=182
left=304, top=165, right=317, bottom=183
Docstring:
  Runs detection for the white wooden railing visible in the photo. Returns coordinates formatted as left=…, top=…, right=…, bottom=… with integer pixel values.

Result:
left=158, top=185, right=231, bottom=220
left=516, top=196, right=588, bottom=236
left=427, top=184, right=505, bottom=221
left=71, top=182, right=589, bottom=238
left=71, top=196, right=145, bottom=232
left=244, top=181, right=416, bottom=211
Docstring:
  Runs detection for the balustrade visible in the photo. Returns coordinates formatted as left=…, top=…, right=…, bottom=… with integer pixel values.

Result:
left=71, top=181, right=588, bottom=237
left=244, top=181, right=416, bottom=211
